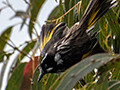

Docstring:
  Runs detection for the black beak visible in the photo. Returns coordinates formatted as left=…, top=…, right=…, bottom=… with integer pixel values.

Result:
left=38, top=68, right=45, bottom=82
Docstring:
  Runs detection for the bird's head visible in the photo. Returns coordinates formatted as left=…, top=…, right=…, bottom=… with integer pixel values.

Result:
left=38, top=53, right=55, bottom=82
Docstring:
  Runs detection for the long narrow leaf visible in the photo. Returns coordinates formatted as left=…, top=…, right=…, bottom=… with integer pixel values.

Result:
left=6, top=63, right=26, bottom=90
left=47, top=6, right=60, bottom=21
left=17, top=41, right=36, bottom=63
left=29, top=0, right=45, bottom=38
left=68, top=0, right=74, bottom=27
left=94, top=72, right=109, bottom=90
left=108, top=80, right=120, bottom=90
left=32, top=66, right=42, bottom=90
left=56, top=54, right=120, bottom=90
left=105, top=10, right=120, bottom=53
left=0, top=26, right=12, bottom=62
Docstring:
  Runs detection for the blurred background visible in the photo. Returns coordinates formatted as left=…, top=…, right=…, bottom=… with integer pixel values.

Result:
left=0, top=0, right=58, bottom=90
left=0, top=0, right=120, bottom=90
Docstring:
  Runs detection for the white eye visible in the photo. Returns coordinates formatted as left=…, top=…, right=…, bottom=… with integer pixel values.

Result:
left=46, top=67, right=53, bottom=72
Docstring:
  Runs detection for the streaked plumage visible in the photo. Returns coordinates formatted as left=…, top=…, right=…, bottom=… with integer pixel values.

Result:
left=38, top=0, right=117, bottom=81
left=39, top=22, right=68, bottom=56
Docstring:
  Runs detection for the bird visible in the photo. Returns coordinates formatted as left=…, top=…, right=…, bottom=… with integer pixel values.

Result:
left=38, top=0, right=117, bottom=81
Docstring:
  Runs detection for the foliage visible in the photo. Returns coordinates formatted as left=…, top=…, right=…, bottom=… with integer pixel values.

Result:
left=0, top=0, right=120, bottom=90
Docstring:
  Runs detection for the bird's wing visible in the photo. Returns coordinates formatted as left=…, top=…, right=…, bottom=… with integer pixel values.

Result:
left=39, top=22, right=68, bottom=55
left=39, top=23, right=56, bottom=51
left=59, top=0, right=117, bottom=59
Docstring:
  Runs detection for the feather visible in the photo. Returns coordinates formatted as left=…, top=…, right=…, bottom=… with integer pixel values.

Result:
left=39, top=22, right=68, bottom=56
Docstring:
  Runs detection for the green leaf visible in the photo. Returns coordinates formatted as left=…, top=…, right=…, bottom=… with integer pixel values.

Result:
left=47, top=0, right=63, bottom=23
left=84, top=72, right=94, bottom=83
left=32, top=69, right=67, bottom=90
left=6, top=63, right=26, bottom=90
left=55, top=54, right=119, bottom=90
left=74, top=0, right=81, bottom=21
left=48, top=71, right=68, bottom=90
left=59, top=0, right=63, bottom=20
left=64, top=0, right=70, bottom=13
left=44, top=74, right=58, bottom=90
left=105, top=10, right=120, bottom=53
left=107, top=9, right=120, bottom=38
left=94, top=72, right=109, bottom=90
left=29, top=0, right=45, bottom=38
left=0, top=26, right=12, bottom=50
left=80, top=0, right=90, bottom=18
left=111, top=69, right=120, bottom=80
left=68, top=0, right=74, bottom=27
left=108, top=80, right=120, bottom=90
left=0, top=26, right=12, bottom=62
left=7, top=41, right=37, bottom=89
left=47, top=6, right=60, bottom=21
left=99, top=16, right=109, bottom=50
left=32, top=66, right=42, bottom=90
left=82, top=82, right=95, bottom=90
left=7, top=41, right=36, bottom=79
left=0, top=51, right=5, bottom=62
left=17, top=41, right=36, bottom=63
left=64, top=0, right=70, bottom=24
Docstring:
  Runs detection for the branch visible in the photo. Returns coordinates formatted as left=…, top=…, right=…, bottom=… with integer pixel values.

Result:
left=46, top=1, right=82, bottom=23
left=0, top=37, right=31, bottom=59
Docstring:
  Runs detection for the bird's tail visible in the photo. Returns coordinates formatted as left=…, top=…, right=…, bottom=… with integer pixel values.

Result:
left=79, top=0, right=117, bottom=30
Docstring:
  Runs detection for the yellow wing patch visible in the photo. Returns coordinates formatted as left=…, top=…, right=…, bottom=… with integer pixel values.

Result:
left=87, top=8, right=101, bottom=29
left=40, top=23, right=62, bottom=52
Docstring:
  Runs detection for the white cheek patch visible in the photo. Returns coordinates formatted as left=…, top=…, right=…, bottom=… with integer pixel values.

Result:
left=54, top=53, right=61, bottom=62
left=57, top=59, right=63, bottom=65
left=46, top=67, right=53, bottom=72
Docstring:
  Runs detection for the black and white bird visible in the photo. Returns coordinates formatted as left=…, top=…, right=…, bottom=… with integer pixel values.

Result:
left=38, top=0, right=117, bottom=81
